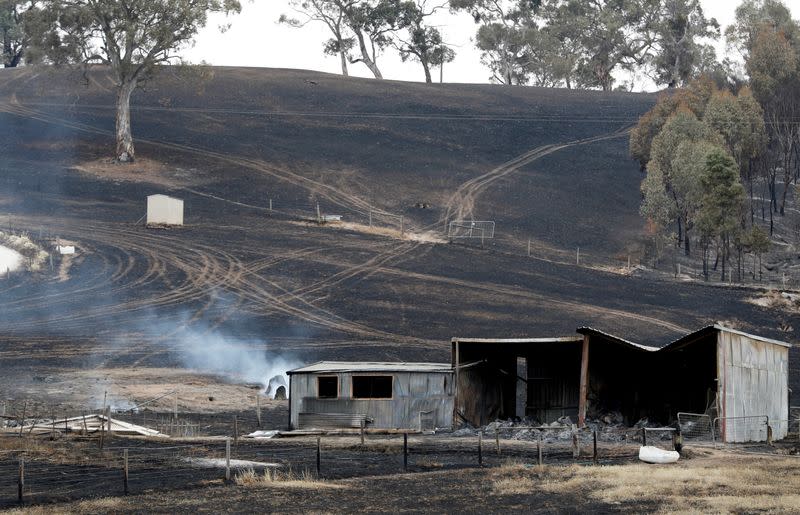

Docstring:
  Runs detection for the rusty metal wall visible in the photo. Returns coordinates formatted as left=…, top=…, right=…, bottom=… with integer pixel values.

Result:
left=718, top=331, right=789, bottom=442
left=290, top=371, right=454, bottom=430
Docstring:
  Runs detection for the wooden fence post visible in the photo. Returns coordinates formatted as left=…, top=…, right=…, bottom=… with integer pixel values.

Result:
left=641, top=427, right=647, bottom=446
left=123, top=449, right=129, bottom=495
left=18, top=401, right=26, bottom=437
left=225, top=438, right=231, bottom=482
left=478, top=431, right=483, bottom=467
left=537, top=434, right=543, bottom=467
left=99, top=412, right=106, bottom=450
left=18, top=458, right=24, bottom=504
left=106, top=407, right=112, bottom=442
left=593, top=430, right=598, bottom=465
left=572, top=432, right=579, bottom=459
left=403, top=433, right=408, bottom=471
left=316, top=437, right=321, bottom=477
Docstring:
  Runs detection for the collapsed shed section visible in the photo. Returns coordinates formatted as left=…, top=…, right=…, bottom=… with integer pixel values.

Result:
left=453, top=325, right=790, bottom=443
left=451, top=337, right=583, bottom=426
left=288, top=362, right=454, bottom=431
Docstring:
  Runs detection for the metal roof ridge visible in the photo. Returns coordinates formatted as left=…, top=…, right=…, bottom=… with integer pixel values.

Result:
left=450, top=336, right=583, bottom=343
left=576, top=326, right=659, bottom=351
left=711, top=324, right=792, bottom=348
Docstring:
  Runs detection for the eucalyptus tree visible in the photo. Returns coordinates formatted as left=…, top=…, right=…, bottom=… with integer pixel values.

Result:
left=280, top=0, right=356, bottom=76
left=0, top=1, right=40, bottom=67
left=391, top=0, right=453, bottom=83
left=451, top=0, right=540, bottom=85
left=648, top=0, right=719, bottom=88
left=34, top=0, right=242, bottom=163
left=732, top=0, right=800, bottom=216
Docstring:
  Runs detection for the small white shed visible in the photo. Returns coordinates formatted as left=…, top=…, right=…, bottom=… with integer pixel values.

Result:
left=147, top=194, right=184, bottom=226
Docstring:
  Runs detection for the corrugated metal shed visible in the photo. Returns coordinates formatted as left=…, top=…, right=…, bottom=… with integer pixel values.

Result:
left=289, top=361, right=454, bottom=431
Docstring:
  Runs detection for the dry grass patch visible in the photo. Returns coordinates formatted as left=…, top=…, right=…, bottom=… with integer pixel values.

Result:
left=234, top=467, right=344, bottom=490
left=3, top=496, right=124, bottom=514
left=71, top=157, right=201, bottom=188
left=489, top=455, right=800, bottom=512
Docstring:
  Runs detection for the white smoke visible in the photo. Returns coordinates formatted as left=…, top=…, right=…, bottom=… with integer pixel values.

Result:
left=172, top=325, right=300, bottom=399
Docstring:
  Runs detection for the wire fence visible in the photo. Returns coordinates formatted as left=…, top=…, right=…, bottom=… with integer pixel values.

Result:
left=0, top=421, right=693, bottom=508
left=2, top=404, right=799, bottom=508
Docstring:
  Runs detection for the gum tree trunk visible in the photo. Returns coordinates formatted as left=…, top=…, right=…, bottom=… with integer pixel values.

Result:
left=116, top=79, right=137, bottom=163
left=339, top=50, right=349, bottom=76
left=353, top=31, right=382, bottom=79
left=422, top=60, right=432, bottom=83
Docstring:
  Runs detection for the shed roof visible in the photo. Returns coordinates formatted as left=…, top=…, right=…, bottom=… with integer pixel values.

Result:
left=451, top=336, right=583, bottom=344
left=577, top=324, right=792, bottom=352
left=288, top=361, right=452, bottom=374
left=148, top=194, right=182, bottom=201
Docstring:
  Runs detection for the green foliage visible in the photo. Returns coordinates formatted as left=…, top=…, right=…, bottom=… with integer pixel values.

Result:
left=29, top=0, right=241, bottom=161
left=395, top=2, right=455, bottom=82
left=280, top=0, right=357, bottom=75
left=639, top=163, right=671, bottom=232
left=740, top=225, right=771, bottom=255
left=648, top=0, right=720, bottom=87
left=703, top=88, right=767, bottom=172
left=643, top=108, right=722, bottom=253
left=0, top=1, right=40, bottom=67
left=566, top=0, right=656, bottom=91
left=697, top=150, right=746, bottom=240
left=629, top=76, right=716, bottom=168
left=34, top=0, right=242, bottom=80
left=726, top=0, right=797, bottom=59
left=451, top=0, right=538, bottom=85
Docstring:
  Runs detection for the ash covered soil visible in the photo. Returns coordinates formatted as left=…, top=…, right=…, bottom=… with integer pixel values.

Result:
left=0, top=65, right=797, bottom=401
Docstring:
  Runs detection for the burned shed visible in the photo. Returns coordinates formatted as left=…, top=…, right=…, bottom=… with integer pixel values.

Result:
left=287, top=362, right=454, bottom=431
left=453, top=325, right=789, bottom=443
left=451, top=337, right=584, bottom=426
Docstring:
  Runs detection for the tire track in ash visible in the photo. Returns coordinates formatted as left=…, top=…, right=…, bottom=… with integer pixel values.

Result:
left=1, top=99, right=429, bottom=290
left=0, top=101, right=439, bottom=348
left=6, top=215, right=436, bottom=354
left=441, top=124, right=634, bottom=225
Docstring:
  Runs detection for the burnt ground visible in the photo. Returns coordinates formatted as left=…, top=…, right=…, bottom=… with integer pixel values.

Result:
left=0, top=432, right=799, bottom=513
left=0, top=65, right=797, bottom=402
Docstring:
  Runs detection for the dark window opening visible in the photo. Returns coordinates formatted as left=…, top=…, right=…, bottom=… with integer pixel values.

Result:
left=352, top=376, right=393, bottom=399
left=317, top=376, right=338, bottom=399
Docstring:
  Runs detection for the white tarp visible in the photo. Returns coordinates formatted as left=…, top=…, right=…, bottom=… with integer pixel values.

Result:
left=0, top=245, right=22, bottom=272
